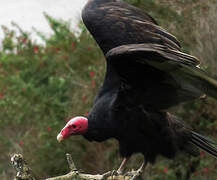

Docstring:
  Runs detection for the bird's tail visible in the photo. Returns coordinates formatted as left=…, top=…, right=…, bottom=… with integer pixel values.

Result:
left=190, top=131, right=217, bottom=158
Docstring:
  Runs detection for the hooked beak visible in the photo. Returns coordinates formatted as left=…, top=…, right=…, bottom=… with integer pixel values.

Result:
left=57, top=133, right=63, bottom=142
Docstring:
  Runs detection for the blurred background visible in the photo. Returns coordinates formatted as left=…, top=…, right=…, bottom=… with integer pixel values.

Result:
left=0, top=0, right=217, bottom=179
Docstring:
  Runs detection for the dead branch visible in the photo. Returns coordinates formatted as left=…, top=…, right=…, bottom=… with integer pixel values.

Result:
left=11, top=154, right=36, bottom=180
left=11, top=153, right=139, bottom=180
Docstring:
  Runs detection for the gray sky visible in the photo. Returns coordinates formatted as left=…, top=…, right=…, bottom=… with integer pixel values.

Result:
left=0, top=0, right=87, bottom=43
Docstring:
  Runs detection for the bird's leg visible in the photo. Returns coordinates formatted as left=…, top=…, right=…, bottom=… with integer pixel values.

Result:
left=101, top=157, right=129, bottom=179
left=117, top=157, right=128, bottom=174
left=126, top=159, right=147, bottom=180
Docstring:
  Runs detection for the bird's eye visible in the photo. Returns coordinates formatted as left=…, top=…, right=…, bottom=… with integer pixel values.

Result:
left=72, top=125, right=76, bottom=128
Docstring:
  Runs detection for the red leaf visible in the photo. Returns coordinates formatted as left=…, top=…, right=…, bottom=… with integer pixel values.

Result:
left=19, top=37, right=27, bottom=44
left=89, top=71, right=95, bottom=77
left=163, top=167, right=167, bottom=173
left=33, top=46, right=39, bottom=53
left=56, top=48, right=60, bottom=52
left=0, top=92, right=4, bottom=98
left=19, top=140, right=23, bottom=146
left=47, top=126, right=51, bottom=131
left=202, top=167, right=208, bottom=173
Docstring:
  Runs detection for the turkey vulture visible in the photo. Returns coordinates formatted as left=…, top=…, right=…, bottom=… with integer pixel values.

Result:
left=57, top=0, right=217, bottom=176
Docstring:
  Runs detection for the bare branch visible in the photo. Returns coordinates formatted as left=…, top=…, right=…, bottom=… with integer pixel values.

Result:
left=66, top=153, right=77, bottom=171
left=11, top=153, right=137, bottom=180
left=11, top=154, right=36, bottom=180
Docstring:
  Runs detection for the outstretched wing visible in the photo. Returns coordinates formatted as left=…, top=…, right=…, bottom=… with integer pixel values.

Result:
left=106, top=43, right=217, bottom=109
left=82, top=0, right=181, bottom=54
left=82, top=0, right=217, bottom=109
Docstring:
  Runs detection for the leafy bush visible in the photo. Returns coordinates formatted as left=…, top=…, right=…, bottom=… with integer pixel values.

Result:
left=0, top=13, right=107, bottom=179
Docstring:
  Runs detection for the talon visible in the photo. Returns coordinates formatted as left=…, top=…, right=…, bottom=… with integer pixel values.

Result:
left=130, top=172, right=141, bottom=180
left=126, top=170, right=142, bottom=180
left=116, top=169, right=122, bottom=175
left=127, top=161, right=146, bottom=180
left=101, top=170, right=120, bottom=180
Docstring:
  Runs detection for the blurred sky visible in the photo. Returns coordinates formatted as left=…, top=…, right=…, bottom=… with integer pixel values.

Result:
left=0, top=0, right=87, bottom=43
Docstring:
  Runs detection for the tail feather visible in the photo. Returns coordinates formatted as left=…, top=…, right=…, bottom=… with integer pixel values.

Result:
left=192, top=131, right=217, bottom=145
left=190, top=131, right=217, bottom=158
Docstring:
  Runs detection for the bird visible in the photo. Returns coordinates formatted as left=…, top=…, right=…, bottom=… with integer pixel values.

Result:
left=57, top=0, right=217, bottom=177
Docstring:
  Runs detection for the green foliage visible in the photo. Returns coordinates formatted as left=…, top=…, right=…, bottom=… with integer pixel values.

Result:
left=0, top=13, right=106, bottom=179
left=0, top=0, right=217, bottom=179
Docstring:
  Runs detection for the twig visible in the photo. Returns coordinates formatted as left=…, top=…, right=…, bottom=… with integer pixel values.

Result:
left=11, top=153, right=135, bottom=180
left=11, top=154, right=36, bottom=180
left=66, top=153, right=77, bottom=171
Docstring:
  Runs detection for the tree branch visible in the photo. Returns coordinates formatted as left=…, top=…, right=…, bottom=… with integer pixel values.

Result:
left=11, top=154, right=36, bottom=180
left=11, top=153, right=136, bottom=180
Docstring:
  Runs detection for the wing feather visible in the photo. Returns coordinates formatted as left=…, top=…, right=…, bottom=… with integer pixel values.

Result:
left=106, top=43, right=217, bottom=109
left=106, top=43, right=200, bottom=66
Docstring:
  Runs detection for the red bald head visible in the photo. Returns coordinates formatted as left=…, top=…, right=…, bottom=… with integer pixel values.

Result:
left=57, top=116, right=88, bottom=142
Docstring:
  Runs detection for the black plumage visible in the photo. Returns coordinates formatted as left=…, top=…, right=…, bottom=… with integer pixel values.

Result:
left=81, top=0, right=217, bottom=164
